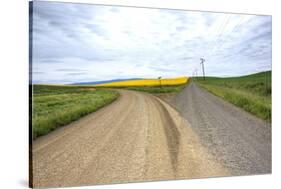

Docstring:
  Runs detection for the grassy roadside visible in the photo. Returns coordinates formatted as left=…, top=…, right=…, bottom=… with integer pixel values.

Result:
left=195, top=71, right=271, bottom=121
left=121, top=85, right=186, bottom=94
left=32, top=85, right=119, bottom=139
left=92, top=84, right=187, bottom=94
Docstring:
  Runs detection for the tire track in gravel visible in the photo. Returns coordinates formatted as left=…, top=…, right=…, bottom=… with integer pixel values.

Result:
left=169, top=82, right=271, bottom=176
left=32, top=89, right=229, bottom=188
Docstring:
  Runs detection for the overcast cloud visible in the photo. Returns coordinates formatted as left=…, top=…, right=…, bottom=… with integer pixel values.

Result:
left=31, top=1, right=272, bottom=84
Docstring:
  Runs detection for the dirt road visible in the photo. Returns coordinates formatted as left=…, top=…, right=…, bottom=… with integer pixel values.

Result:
left=169, top=82, right=272, bottom=176
left=32, top=89, right=228, bottom=188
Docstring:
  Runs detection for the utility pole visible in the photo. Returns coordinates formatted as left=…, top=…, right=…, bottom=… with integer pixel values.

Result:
left=200, top=58, right=206, bottom=81
left=192, top=69, right=197, bottom=81
left=158, top=76, right=162, bottom=88
left=265, top=71, right=267, bottom=94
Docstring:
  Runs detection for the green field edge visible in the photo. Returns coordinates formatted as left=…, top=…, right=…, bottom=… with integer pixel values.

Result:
left=32, top=87, right=120, bottom=140
left=102, top=80, right=190, bottom=94
left=195, top=81, right=271, bottom=122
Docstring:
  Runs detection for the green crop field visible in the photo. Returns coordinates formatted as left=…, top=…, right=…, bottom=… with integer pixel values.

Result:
left=195, top=71, right=271, bottom=121
left=113, top=85, right=187, bottom=94
left=32, top=85, right=119, bottom=139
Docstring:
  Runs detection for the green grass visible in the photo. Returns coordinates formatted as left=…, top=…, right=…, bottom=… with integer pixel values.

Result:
left=195, top=71, right=271, bottom=121
left=123, top=85, right=186, bottom=94
left=32, top=85, right=119, bottom=139
left=95, top=84, right=187, bottom=94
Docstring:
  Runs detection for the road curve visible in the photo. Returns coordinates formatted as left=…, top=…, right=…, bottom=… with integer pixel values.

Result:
left=169, top=82, right=271, bottom=176
left=32, top=89, right=229, bottom=188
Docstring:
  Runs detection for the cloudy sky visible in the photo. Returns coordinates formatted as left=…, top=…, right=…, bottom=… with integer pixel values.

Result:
left=31, top=1, right=272, bottom=84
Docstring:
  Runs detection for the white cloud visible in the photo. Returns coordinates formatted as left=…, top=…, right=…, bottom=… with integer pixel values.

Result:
left=31, top=1, right=272, bottom=84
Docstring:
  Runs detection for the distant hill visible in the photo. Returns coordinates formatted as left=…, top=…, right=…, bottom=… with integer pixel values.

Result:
left=195, top=70, right=271, bottom=80
left=72, top=78, right=143, bottom=85
left=195, top=70, right=271, bottom=121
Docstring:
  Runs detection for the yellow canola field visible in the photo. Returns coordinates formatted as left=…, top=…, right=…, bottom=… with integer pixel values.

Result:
left=94, top=76, right=189, bottom=87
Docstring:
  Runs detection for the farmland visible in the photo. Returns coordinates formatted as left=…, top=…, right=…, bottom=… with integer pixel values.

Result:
left=123, top=85, right=186, bottom=94
left=32, top=85, right=119, bottom=139
left=93, top=76, right=189, bottom=94
left=94, top=76, right=189, bottom=87
left=195, top=71, right=271, bottom=121
left=32, top=77, right=189, bottom=139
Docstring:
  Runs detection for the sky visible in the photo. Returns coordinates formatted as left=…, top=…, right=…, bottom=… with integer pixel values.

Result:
left=31, top=1, right=272, bottom=84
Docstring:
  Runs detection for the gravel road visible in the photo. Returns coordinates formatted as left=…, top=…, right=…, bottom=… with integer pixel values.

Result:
left=169, top=82, right=271, bottom=176
left=32, top=89, right=228, bottom=188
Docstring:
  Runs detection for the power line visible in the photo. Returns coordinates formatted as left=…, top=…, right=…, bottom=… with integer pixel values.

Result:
left=208, top=14, right=232, bottom=58
left=197, top=15, right=250, bottom=78
left=204, top=15, right=229, bottom=57
left=200, top=58, right=206, bottom=80
left=198, top=15, right=231, bottom=79
left=198, top=15, right=247, bottom=78
left=211, top=16, right=247, bottom=57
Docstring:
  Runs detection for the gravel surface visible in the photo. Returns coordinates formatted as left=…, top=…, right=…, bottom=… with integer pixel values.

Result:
left=169, top=82, right=272, bottom=176
left=32, top=89, right=228, bottom=188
